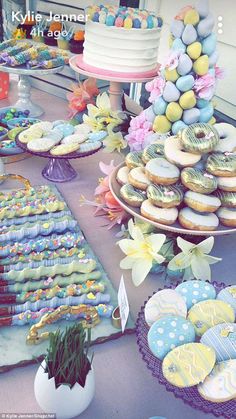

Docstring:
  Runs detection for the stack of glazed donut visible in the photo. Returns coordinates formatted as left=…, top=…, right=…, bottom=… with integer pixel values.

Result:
left=117, top=122, right=236, bottom=231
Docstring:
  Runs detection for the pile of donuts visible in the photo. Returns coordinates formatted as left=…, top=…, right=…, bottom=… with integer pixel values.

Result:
left=117, top=122, right=236, bottom=231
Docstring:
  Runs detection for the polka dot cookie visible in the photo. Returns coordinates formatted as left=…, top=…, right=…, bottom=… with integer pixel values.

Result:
left=175, top=280, right=216, bottom=309
left=162, top=343, right=216, bottom=388
left=144, top=289, right=187, bottom=327
left=187, top=300, right=235, bottom=337
left=201, top=323, right=236, bottom=362
left=148, top=315, right=195, bottom=360
left=198, top=359, right=236, bottom=403
left=217, top=285, right=236, bottom=314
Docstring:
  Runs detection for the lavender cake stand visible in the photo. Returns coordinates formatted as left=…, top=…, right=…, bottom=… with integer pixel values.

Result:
left=16, top=136, right=102, bottom=183
left=136, top=281, right=236, bottom=419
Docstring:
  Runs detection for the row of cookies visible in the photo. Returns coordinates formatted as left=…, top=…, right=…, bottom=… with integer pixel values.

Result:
left=18, top=121, right=101, bottom=156
left=117, top=122, right=236, bottom=230
left=144, top=281, right=236, bottom=403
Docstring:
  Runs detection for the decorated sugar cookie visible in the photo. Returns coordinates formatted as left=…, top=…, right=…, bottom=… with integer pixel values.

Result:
left=175, top=280, right=216, bottom=309
left=148, top=315, right=195, bottom=360
left=217, top=285, right=236, bottom=314
left=144, top=289, right=187, bottom=327
left=198, top=360, right=236, bottom=403
left=162, top=343, right=216, bottom=388
left=201, top=323, right=236, bottom=362
left=187, top=300, right=235, bottom=337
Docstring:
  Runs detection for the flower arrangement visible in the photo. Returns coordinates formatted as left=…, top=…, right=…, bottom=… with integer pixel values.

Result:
left=67, top=78, right=99, bottom=118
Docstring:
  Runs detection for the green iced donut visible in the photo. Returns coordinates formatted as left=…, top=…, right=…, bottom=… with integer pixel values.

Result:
left=125, top=151, right=144, bottom=169
left=147, top=184, right=183, bottom=208
left=206, top=153, right=236, bottom=177
left=181, top=123, right=219, bottom=154
left=181, top=167, right=218, bottom=194
left=215, top=190, right=236, bottom=208
left=120, top=184, right=146, bottom=208
left=142, top=143, right=165, bottom=164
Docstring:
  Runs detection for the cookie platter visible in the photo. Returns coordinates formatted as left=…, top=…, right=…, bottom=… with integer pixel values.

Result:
left=136, top=281, right=236, bottom=419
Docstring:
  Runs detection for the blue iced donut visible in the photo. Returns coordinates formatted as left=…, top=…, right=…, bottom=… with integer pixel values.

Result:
left=201, top=323, right=236, bottom=362
left=175, top=280, right=216, bottom=309
left=148, top=315, right=195, bottom=360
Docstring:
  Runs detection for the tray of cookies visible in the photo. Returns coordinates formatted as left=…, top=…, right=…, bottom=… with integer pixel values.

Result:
left=109, top=122, right=236, bottom=236
left=136, top=280, right=236, bottom=419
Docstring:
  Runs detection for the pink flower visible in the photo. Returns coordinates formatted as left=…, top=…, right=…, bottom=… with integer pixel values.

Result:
left=163, top=51, right=181, bottom=71
left=175, top=6, right=193, bottom=20
left=194, top=73, right=216, bottom=101
left=215, top=65, right=225, bottom=80
left=145, top=76, right=166, bottom=103
left=126, top=111, right=154, bottom=151
left=94, top=160, right=116, bottom=196
left=67, top=78, right=99, bottom=117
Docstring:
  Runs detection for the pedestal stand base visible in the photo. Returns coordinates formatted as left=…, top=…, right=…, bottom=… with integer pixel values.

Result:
left=14, top=98, right=44, bottom=118
left=42, top=159, right=77, bottom=183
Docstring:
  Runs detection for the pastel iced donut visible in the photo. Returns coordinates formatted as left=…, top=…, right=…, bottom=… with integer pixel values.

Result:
left=217, top=285, right=236, bottom=314
left=181, top=168, right=218, bottom=194
left=142, top=143, right=164, bottom=163
left=181, top=123, right=219, bottom=154
left=120, top=184, right=146, bottom=208
left=116, top=166, right=130, bottom=186
left=125, top=151, right=144, bottom=169
left=128, top=167, right=151, bottom=191
left=184, top=191, right=221, bottom=213
left=147, top=184, right=183, bottom=208
left=179, top=207, right=219, bottom=231
left=175, top=280, right=216, bottom=309
left=141, top=200, right=178, bottom=225
left=162, top=343, right=216, bottom=388
left=215, top=190, right=236, bottom=208
left=145, top=158, right=180, bottom=185
left=148, top=315, right=195, bottom=360
left=214, top=123, right=236, bottom=153
left=201, top=323, right=236, bottom=362
left=144, top=289, right=187, bottom=327
left=217, top=207, right=236, bottom=227
left=206, top=153, right=236, bottom=177
left=198, top=360, right=236, bottom=403
left=217, top=176, right=236, bottom=192
left=187, top=300, right=235, bottom=337
left=164, top=136, right=201, bottom=167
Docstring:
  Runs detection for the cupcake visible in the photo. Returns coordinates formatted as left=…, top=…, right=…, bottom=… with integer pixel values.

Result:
left=69, top=31, right=85, bottom=54
left=44, top=21, right=63, bottom=46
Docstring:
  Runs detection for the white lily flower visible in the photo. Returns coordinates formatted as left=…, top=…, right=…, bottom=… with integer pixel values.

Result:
left=168, top=236, right=221, bottom=282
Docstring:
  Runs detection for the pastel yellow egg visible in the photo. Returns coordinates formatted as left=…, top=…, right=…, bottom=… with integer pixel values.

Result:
left=209, top=117, right=216, bottom=125
left=166, top=102, right=183, bottom=122
left=153, top=115, right=171, bottom=133
left=179, top=90, right=196, bottom=110
left=124, top=17, right=133, bottom=29
left=193, top=55, right=209, bottom=76
left=187, top=42, right=202, bottom=60
left=169, top=35, right=174, bottom=48
left=165, top=68, right=180, bottom=82
left=184, top=9, right=200, bottom=26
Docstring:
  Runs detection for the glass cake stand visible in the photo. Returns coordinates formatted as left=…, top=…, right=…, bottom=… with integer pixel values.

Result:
left=69, top=55, right=159, bottom=112
left=0, top=65, right=64, bottom=117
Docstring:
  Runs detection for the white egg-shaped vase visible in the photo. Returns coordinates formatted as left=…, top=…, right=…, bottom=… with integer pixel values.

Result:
left=34, top=361, right=95, bottom=419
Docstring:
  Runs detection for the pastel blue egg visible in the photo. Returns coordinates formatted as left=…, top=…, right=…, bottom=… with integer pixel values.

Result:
left=172, top=120, right=188, bottom=135
left=53, top=120, right=66, bottom=127
left=89, top=130, right=107, bottom=141
left=145, top=105, right=156, bottom=122
left=153, top=97, right=167, bottom=115
left=171, top=20, right=184, bottom=38
left=183, top=108, right=200, bottom=125
left=106, top=15, right=115, bottom=26
left=172, top=38, right=186, bottom=53
left=197, top=14, right=214, bottom=38
left=199, top=103, right=214, bottom=122
left=177, top=53, right=193, bottom=76
left=93, top=12, right=100, bottom=22
left=176, top=75, right=194, bottom=92
left=197, top=99, right=209, bottom=108
left=202, top=33, right=217, bottom=56
left=133, top=18, right=141, bottom=28
left=147, top=16, right=154, bottom=28
left=182, top=24, right=197, bottom=45
left=56, top=124, right=74, bottom=137
left=196, top=0, right=209, bottom=17
left=163, top=81, right=180, bottom=103
left=209, top=50, right=219, bottom=67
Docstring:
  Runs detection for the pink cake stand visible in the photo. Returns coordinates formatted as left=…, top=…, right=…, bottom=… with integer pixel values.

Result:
left=69, top=55, right=159, bottom=111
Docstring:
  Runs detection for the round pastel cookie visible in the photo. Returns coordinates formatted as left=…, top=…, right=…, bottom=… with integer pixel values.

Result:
left=201, top=323, right=236, bottom=362
left=128, top=167, right=151, bottom=191
left=120, top=184, right=146, bottom=208
left=125, top=151, right=144, bottom=169
left=217, top=176, right=236, bottom=192
left=181, top=168, right=217, bottom=194
left=116, top=166, right=130, bottom=186
left=50, top=143, right=80, bottom=156
left=61, top=133, right=87, bottom=145
left=180, top=123, right=219, bottom=154
left=184, top=191, right=221, bottom=213
left=144, top=289, right=187, bottom=327
left=214, top=123, right=236, bottom=153
left=141, top=200, right=178, bottom=225
left=147, top=184, right=183, bottom=208
left=162, top=343, right=216, bottom=388
left=179, top=207, right=219, bottom=231
left=164, top=136, right=201, bottom=167
left=217, top=285, right=236, bottom=314
left=19, top=127, right=43, bottom=144
left=148, top=315, right=195, bottom=360
left=33, top=121, right=53, bottom=134
left=187, top=300, right=235, bottom=337
left=215, top=190, right=236, bottom=209
left=175, top=280, right=216, bottom=310
left=206, top=153, right=236, bottom=177
left=142, top=142, right=165, bottom=164
left=27, top=137, right=57, bottom=153
left=74, top=123, right=91, bottom=136
left=198, top=359, right=236, bottom=403
left=145, top=158, right=180, bottom=185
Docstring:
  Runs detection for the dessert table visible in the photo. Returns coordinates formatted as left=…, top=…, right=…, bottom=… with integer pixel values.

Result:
left=0, top=86, right=234, bottom=419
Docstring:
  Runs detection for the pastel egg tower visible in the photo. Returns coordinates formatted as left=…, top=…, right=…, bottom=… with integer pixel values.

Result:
left=150, top=0, right=219, bottom=135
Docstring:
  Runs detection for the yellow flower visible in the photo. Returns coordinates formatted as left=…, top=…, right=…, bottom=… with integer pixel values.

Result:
left=117, top=219, right=166, bottom=286
left=103, top=129, right=127, bottom=153
left=83, top=92, right=123, bottom=132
